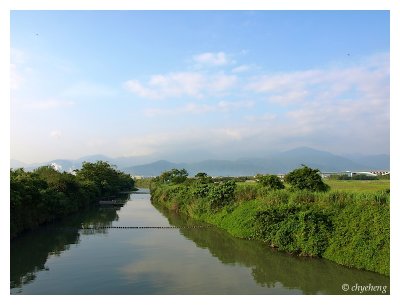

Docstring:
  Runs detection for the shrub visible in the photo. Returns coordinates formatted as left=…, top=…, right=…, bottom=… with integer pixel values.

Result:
left=253, top=203, right=332, bottom=256
left=260, top=189, right=290, bottom=205
left=284, top=165, right=329, bottom=192
left=290, top=190, right=316, bottom=205
left=256, top=174, right=285, bottom=190
left=323, top=200, right=389, bottom=276
left=235, top=184, right=259, bottom=201
left=208, top=180, right=236, bottom=210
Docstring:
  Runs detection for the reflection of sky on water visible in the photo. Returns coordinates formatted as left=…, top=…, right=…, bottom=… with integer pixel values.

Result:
left=118, top=229, right=292, bottom=294
left=11, top=192, right=389, bottom=295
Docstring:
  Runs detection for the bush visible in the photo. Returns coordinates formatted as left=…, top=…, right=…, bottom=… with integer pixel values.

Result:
left=256, top=174, right=285, bottom=190
left=253, top=203, right=332, bottom=256
left=290, top=190, right=316, bottom=204
left=323, top=200, right=389, bottom=276
left=208, top=180, right=236, bottom=210
left=235, top=184, right=259, bottom=201
left=259, top=189, right=290, bottom=205
left=284, top=165, right=329, bottom=192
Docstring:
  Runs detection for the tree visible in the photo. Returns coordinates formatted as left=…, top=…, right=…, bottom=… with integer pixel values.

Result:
left=284, top=165, right=329, bottom=192
left=256, top=174, right=285, bottom=190
left=75, top=161, right=135, bottom=197
left=159, top=168, right=188, bottom=184
left=195, top=172, right=213, bottom=183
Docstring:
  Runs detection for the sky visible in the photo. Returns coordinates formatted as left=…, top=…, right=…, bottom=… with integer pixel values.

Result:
left=10, top=10, right=390, bottom=164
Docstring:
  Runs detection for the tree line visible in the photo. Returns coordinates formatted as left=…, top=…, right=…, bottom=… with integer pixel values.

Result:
left=10, top=161, right=135, bottom=238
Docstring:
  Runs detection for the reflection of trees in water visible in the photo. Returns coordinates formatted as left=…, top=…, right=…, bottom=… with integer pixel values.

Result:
left=10, top=206, right=119, bottom=290
left=153, top=204, right=390, bottom=295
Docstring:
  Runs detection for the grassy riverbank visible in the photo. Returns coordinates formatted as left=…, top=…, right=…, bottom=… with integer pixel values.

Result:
left=150, top=180, right=389, bottom=276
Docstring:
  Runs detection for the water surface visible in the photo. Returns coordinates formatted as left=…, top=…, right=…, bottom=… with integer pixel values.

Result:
left=10, top=190, right=389, bottom=294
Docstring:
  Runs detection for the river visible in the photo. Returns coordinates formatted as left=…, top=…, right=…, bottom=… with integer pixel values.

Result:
left=10, top=189, right=390, bottom=295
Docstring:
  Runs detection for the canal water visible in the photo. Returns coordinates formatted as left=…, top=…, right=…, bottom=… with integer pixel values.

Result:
left=10, top=189, right=390, bottom=295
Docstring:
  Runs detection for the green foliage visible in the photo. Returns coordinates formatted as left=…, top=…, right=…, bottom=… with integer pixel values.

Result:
left=158, top=168, right=189, bottom=184
left=289, top=190, right=316, bottom=204
left=193, top=182, right=211, bottom=198
left=284, top=165, right=329, bottom=192
left=208, top=180, right=236, bottom=210
left=234, top=183, right=260, bottom=201
left=351, top=174, right=378, bottom=180
left=151, top=174, right=389, bottom=276
left=323, top=200, right=389, bottom=276
left=10, top=162, right=135, bottom=238
left=75, top=161, right=134, bottom=197
left=253, top=203, right=332, bottom=256
left=195, top=172, right=213, bottom=183
left=256, top=174, right=285, bottom=190
left=258, top=189, right=290, bottom=205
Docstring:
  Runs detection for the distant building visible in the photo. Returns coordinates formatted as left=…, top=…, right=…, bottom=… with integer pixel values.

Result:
left=320, top=170, right=390, bottom=178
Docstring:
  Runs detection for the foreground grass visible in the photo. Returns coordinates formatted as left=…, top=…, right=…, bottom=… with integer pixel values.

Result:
left=151, top=182, right=389, bottom=276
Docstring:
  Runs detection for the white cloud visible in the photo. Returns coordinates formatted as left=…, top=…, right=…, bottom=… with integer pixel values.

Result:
left=143, top=100, right=254, bottom=117
left=209, top=74, right=238, bottom=92
left=125, top=72, right=205, bottom=99
left=193, top=52, right=229, bottom=66
left=27, top=99, right=75, bottom=110
left=245, top=113, right=277, bottom=122
left=247, top=69, right=322, bottom=93
left=247, top=53, right=389, bottom=108
left=50, top=130, right=62, bottom=139
left=124, top=80, right=159, bottom=99
left=125, top=71, right=238, bottom=100
left=232, top=65, right=251, bottom=73
left=269, top=90, right=309, bottom=105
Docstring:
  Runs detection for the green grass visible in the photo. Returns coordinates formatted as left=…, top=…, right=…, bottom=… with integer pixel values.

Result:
left=240, top=179, right=390, bottom=193
left=325, top=179, right=390, bottom=192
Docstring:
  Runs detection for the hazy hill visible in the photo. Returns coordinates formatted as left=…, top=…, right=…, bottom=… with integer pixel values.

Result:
left=11, top=147, right=389, bottom=176
left=124, top=147, right=389, bottom=177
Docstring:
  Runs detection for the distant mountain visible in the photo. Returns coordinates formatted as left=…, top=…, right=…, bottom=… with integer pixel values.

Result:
left=342, top=153, right=390, bottom=170
left=11, top=147, right=390, bottom=176
left=124, top=147, right=389, bottom=177
left=125, top=160, right=185, bottom=177
left=20, top=155, right=117, bottom=172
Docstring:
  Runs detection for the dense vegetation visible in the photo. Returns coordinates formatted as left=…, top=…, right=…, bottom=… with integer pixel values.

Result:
left=10, top=161, right=135, bottom=238
left=150, top=167, right=389, bottom=276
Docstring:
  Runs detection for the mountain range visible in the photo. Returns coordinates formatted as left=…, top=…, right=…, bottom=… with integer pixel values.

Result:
left=11, top=147, right=390, bottom=177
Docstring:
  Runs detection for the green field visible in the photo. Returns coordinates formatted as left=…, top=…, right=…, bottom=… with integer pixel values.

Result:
left=238, top=179, right=390, bottom=193
left=325, top=179, right=390, bottom=192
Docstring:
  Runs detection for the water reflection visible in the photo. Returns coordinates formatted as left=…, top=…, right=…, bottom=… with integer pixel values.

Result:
left=10, top=206, right=120, bottom=289
left=10, top=191, right=390, bottom=295
left=154, top=204, right=390, bottom=295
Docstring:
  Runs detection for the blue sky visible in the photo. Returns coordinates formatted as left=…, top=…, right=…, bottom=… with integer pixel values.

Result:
left=10, top=10, right=390, bottom=164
